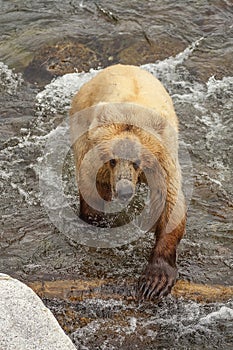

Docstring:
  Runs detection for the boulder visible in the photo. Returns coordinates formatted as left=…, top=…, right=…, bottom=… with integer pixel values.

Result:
left=0, top=274, right=76, bottom=350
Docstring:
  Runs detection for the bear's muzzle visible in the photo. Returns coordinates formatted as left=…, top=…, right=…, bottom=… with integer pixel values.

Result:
left=115, top=179, right=134, bottom=202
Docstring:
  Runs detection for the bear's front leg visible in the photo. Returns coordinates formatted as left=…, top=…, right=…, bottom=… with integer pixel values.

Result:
left=138, top=216, right=186, bottom=301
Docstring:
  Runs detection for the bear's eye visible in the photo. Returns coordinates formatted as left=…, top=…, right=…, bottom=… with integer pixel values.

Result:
left=109, top=159, right=117, bottom=167
left=133, top=160, right=141, bottom=170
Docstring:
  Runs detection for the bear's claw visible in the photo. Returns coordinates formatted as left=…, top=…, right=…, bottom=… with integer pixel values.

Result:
left=137, top=258, right=177, bottom=301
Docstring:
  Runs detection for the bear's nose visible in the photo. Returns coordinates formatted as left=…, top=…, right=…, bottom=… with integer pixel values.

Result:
left=116, top=179, right=134, bottom=202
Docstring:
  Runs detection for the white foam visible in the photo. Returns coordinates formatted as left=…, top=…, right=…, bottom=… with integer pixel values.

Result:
left=128, top=317, right=137, bottom=333
left=0, top=170, right=13, bottom=180
left=206, top=76, right=233, bottom=98
left=72, top=319, right=101, bottom=337
left=199, top=306, right=233, bottom=325
left=10, top=182, right=34, bottom=205
left=0, top=62, right=23, bottom=94
left=35, top=69, right=99, bottom=116
left=142, top=37, right=204, bottom=81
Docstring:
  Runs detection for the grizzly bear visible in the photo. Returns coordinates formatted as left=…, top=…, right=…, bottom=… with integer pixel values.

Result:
left=70, top=64, right=186, bottom=301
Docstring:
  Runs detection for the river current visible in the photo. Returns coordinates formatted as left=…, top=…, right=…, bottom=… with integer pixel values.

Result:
left=0, top=1, right=232, bottom=349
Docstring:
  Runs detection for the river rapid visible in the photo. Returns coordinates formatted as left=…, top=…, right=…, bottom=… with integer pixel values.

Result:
left=0, top=1, right=232, bottom=349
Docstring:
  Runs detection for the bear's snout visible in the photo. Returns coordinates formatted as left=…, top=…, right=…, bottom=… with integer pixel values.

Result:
left=115, top=179, right=134, bottom=202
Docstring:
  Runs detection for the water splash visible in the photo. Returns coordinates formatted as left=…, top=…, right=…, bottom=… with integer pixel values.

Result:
left=0, top=62, right=23, bottom=94
left=206, top=76, right=233, bottom=99
left=35, top=69, right=99, bottom=117
left=142, top=37, right=204, bottom=82
left=199, top=306, right=233, bottom=324
left=68, top=297, right=233, bottom=349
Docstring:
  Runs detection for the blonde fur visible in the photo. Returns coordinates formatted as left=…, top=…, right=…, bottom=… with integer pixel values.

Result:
left=70, top=64, right=186, bottom=300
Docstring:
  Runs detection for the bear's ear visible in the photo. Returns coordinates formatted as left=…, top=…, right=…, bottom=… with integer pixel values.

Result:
left=70, top=103, right=115, bottom=142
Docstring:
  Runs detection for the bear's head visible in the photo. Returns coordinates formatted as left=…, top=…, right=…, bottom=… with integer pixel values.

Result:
left=87, top=123, right=165, bottom=206
left=72, top=103, right=174, bottom=216
left=100, top=130, right=143, bottom=202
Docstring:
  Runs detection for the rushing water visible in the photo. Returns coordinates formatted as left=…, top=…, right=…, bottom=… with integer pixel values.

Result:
left=0, top=1, right=233, bottom=349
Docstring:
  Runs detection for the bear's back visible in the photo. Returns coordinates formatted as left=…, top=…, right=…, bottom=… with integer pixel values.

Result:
left=70, top=65, right=178, bottom=131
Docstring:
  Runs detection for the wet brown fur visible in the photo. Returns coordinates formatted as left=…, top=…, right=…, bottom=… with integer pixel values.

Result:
left=70, top=64, right=186, bottom=300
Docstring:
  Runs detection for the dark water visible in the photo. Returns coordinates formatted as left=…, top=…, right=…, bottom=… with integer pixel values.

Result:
left=0, top=1, right=233, bottom=349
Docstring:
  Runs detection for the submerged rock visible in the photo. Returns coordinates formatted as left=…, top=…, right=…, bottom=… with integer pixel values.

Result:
left=0, top=274, right=76, bottom=350
left=23, top=40, right=101, bottom=86
left=27, top=278, right=233, bottom=304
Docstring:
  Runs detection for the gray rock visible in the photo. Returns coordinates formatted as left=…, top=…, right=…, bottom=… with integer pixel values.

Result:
left=0, top=274, right=76, bottom=350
